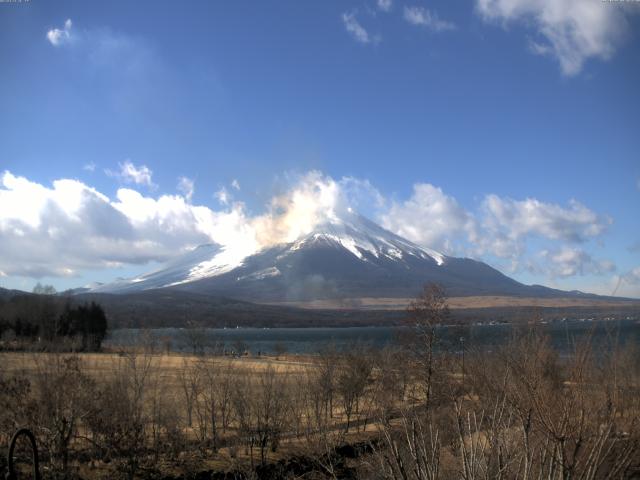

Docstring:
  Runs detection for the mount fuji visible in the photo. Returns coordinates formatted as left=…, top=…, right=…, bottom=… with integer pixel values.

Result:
left=90, top=211, right=591, bottom=303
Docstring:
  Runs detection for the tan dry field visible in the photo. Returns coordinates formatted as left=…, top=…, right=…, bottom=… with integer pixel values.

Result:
left=0, top=350, right=317, bottom=379
left=266, top=295, right=640, bottom=310
left=0, top=351, right=383, bottom=477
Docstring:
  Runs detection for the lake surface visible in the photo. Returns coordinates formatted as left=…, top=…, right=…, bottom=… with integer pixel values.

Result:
left=105, top=318, right=640, bottom=355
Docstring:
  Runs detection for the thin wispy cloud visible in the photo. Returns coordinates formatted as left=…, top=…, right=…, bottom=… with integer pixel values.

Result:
left=342, top=11, right=376, bottom=44
left=610, top=267, right=640, bottom=296
left=215, top=186, right=231, bottom=206
left=43, top=18, right=183, bottom=118
left=215, top=180, right=240, bottom=206
left=177, top=176, right=195, bottom=202
left=475, top=0, right=630, bottom=76
left=106, top=161, right=155, bottom=188
left=622, top=267, right=640, bottom=285
left=46, top=19, right=73, bottom=47
left=377, top=0, right=393, bottom=13
left=83, top=162, right=96, bottom=172
left=404, top=6, right=456, bottom=32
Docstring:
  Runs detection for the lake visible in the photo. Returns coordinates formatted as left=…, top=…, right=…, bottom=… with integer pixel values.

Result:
left=105, top=317, right=640, bottom=355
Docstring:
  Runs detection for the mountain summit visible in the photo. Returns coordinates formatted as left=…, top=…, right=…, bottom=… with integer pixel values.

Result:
left=91, top=212, right=583, bottom=302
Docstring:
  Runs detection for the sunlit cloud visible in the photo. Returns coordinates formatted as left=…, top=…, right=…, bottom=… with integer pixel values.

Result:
left=0, top=171, right=251, bottom=278
left=380, top=183, right=473, bottom=254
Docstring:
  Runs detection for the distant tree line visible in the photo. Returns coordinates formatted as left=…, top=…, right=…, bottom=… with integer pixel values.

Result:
left=0, top=285, right=108, bottom=350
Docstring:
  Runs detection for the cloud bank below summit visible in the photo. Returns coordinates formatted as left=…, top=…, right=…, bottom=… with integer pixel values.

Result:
left=0, top=169, right=628, bottom=294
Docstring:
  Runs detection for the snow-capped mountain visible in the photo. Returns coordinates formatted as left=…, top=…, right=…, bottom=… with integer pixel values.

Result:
left=91, top=243, right=223, bottom=293
left=90, top=212, right=563, bottom=301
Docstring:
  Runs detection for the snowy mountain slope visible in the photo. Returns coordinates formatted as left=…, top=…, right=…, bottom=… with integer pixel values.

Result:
left=91, top=243, right=223, bottom=293
left=90, top=212, right=579, bottom=301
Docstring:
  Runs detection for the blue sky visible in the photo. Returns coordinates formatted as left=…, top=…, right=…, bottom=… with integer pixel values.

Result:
left=1, top=0, right=639, bottom=297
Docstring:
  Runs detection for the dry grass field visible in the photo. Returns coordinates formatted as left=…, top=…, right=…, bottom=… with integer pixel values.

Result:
left=1, top=321, right=639, bottom=480
left=0, top=349, right=393, bottom=479
left=0, top=351, right=316, bottom=376
left=267, top=295, right=640, bottom=310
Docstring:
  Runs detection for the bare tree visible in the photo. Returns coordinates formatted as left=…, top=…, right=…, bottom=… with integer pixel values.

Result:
left=460, top=326, right=640, bottom=480
left=374, top=407, right=441, bottom=480
left=336, top=347, right=371, bottom=433
left=0, top=371, right=32, bottom=447
left=83, top=351, right=155, bottom=480
left=316, top=343, right=338, bottom=422
left=178, top=358, right=201, bottom=428
left=232, top=365, right=290, bottom=466
left=406, top=283, right=449, bottom=410
left=181, top=327, right=210, bottom=356
left=193, top=357, right=234, bottom=451
left=31, top=354, right=95, bottom=473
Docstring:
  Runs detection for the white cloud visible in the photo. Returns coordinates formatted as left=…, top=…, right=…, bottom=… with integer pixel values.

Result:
left=177, top=176, right=194, bottom=202
left=377, top=184, right=612, bottom=277
left=480, top=195, right=610, bottom=244
left=216, top=180, right=241, bottom=205
left=623, top=267, right=640, bottom=285
left=472, top=195, right=611, bottom=270
left=475, top=0, right=630, bottom=76
left=83, top=162, right=96, bottom=172
left=404, top=6, right=456, bottom=31
left=377, top=0, right=393, bottom=12
left=0, top=171, right=254, bottom=278
left=342, top=11, right=375, bottom=44
left=215, top=187, right=230, bottom=206
left=0, top=169, right=618, bottom=289
left=252, top=171, right=355, bottom=246
left=0, top=170, right=359, bottom=280
left=539, top=247, right=615, bottom=278
left=106, top=160, right=155, bottom=188
left=611, top=266, right=640, bottom=297
left=379, top=183, right=473, bottom=254
left=47, top=19, right=73, bottom=47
